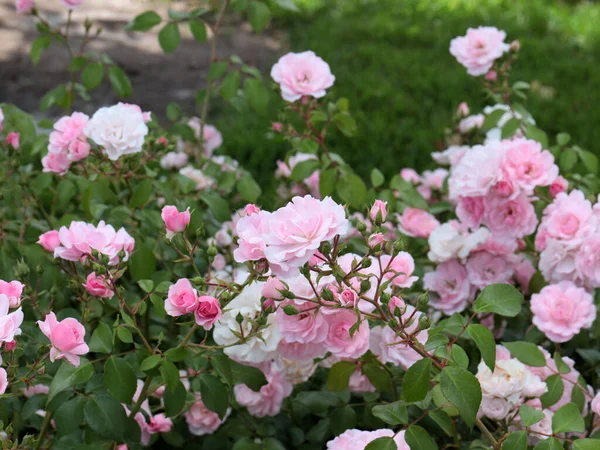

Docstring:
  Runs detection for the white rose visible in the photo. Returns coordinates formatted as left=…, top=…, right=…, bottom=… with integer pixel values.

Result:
left=480, top=396, right=512, bottom=420
left=179, top=166, right=215, bottom=191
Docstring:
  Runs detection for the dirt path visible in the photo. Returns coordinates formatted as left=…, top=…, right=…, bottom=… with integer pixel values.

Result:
left=0, top=0, right=282, bottom=118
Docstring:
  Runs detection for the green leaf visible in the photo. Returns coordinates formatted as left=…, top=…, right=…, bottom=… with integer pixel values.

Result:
left=390, top=175, right=429, bottom=210
left=560, top=150, right=578, bottom=172
left=404, top=425, right=438, bottom=450
left=503, top=341, right=546, bottom=367
left=330, top=405, right=357, bottom=436
left=482, top=109, right=506, bottom=131
left=473, top=283, right=523, bottom=317
left=525, top=126, right=549, bottom=148
left=161, top=359, right=180, bottom=392
left=337, top=173, right=367, bottom=208
left=189, top=19, right=207, bottom=42
left=126, top=11, right=162, bottom=31
left=104, top=357, right=136, bottom=403
left=519, top=404, right=545, bottom=426
left=54, top=396, right=85, bottom=435
left=501, top=117, right=521, bottom=139
left=579, top=150, right=599, bottom=175
left=428, top=410, right=454, bottom=437
left=129, top=179, right=153, bottom=208
left=116, top=326, right=133, bottom=344
left=89, top=321, right=113, bottom=354
left=140, top=354, right=162, bottom=372
left=40, top=85, right=68, bottom=111
left=164, top=381, right=187, bottom=417
left=82, top=62, right=104, bottom=90
left=84, top=395, right=127, bottom=439
left=553, top=352, right=570, bottom=374
left=371, top=401, right=408, bottom=426
left=533, top=438, right=563, bottom=450
left=129, top=243, right=156, bottom=281
left=48, top=361, right=94, bottom=403
left=468, top=324, right=496, bottom=372
left=68, top=56, right=88, bottom=71
left=166, top=102, right=181, bottom=121
left=248, top=1, right=270, bottom=33
left=209, top=61, right=229, bottom=80
left=199, top=374, right=229, bottom=419
left=401, top=358, right=431, bottom=402
left=211, top=354, right=234, bottom=385
left=221, top=71, right=241, bottom=99
left=273, top=0, right=300, bottom=11
left=363, top=362, right=393, bottom=392
left=237, top=175, right=262, bottom=203
left=158, top=22, right=181, bottom=53
left=326, top=361, right=357, bottom=392
left=501, top=431, right=527, bottom=450
left=365, top=437, right=397, bottom=450
left=290, top=159, right=320, bottom=181
left=573, top=439, right=600, bottom=450
left=334, top=114, right=358, bottom=136
left=320, top=168, right=337, bottom=197
left=229, top=359, right=267, bottom=391
left=556, top=132, right=571, bottom=146
left=243, top=77, right=269, bottom=114
left=31, top=35, right=52, bottom=65
left=552, top=402, right=584, bottom=434
left=138, top=279, right=155, bottom=293
left=440, top=367, right=482, bottom=429
left=371, top=168, right=385, bottom=187
left=108, top=66, right=132, bottom=97
left=201, top=191, right=231, bottom=222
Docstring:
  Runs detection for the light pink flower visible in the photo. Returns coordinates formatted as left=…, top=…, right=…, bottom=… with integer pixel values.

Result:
left=165, top=279, right=199, bottom=317
left=233, top=210, right=272, bottom=263
left=161, top=205, right=191, bottom=240
left=5, top=132, right=20, bottom=149
left=62, top=0, right=84, bottom=8
left=423, top=259, right=473, bottom=315
left=549, top=176, right=568, bottom=198
left=397, top=207, right=440, bottom=237
left=147, top=414, right=172, bottom=434
left=379, top=253, right=419, bottom=288
left=450, top=27, right=510, bottom=76
left=0, top=369, right=7, bottom=395
left=324, top=310, right=369, bottom=359
left=0, top=294, right=24, bottom=343
left=0, top=280, right=24, bottom=308
left=400, top=168, right=420, bottom=184
left=538, top=239, right=582, bottom=285
left=369, top=200, right=388, bottom=222
left=348, top=368, right=375, bottom=393
left=263, top=196, right=348, bottom=276
left=277, top=300, right=328, bottom=344
left=485, top=70, right=497, bottom=81
left=15, top=0, right=34, bottom=14
left=512, top=255, right=536, bottom=293
left=270, top=51, right=335, bottom=102
left=234, top=367, right=293, bottom=417
left=457, top=102, right=470, bottom=116
left=327, top=429, right=410, bottom=450
left=448, top=145, right=504, bottom=200
left=592, top=392, right=600, bottom=416
left=185, top=393, right=229, bottom=435
left=458, top=114, right=484, bottom=133
left=278, top=340, right=326, bottom=360
left=576, top=234, right=600, bottom=289
left=37, top=312, right=89, bottom=366
left=160, top=152, right=188, bottom=169
left=194, top=296, right=222, bottom=330
left=530, top=281, right=596, bottom=343
left=421, top=168, right=448, bottom=191
left=466, top=252, right=513, bottom=289
left=48, top=112, right=90, bottom=161
left=483, top=194, right=538, bottom=238
left=42, top=150, right=71, bottom=175
left=456, top=196, right=485, bottom=229
left=261, top=277, right=286, bottom=300
left=83, top=272, right=114, bottom=298
left=500, top=138, right=558, bottom=193
left=368, top=233, right=385, bottom=249
left=186, top=118, right=223, bottom=156
left=22, top=384, right=50, bottom=398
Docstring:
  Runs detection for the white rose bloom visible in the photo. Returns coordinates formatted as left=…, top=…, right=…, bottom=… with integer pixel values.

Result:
left=213, top=282, right=280, bottom=364
left=457, top=114, right=484, bottom=133
left=160, top=152, right=188, bottom=169
left=480, top=396, right=512, bottom=420
left=448, top=144, right=504, bottom=200
left=179, top=166, right=215, bottom=191
left=427, top=222, right=489, bottom=263
left=85, top=104, right=148, bottom=161
left=431, top=145, right=469, bottom=167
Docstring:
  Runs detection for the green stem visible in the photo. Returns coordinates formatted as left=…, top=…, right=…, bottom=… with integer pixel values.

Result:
left=34, top=411, right=53, bottom=450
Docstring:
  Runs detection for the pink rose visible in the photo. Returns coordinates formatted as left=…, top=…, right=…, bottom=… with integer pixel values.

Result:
left=327, top=429, right=410, bottom=450
left=456, top=196, right=485, bottom=229
left=511, top=255, right=536, bottom=294
left=324, top=310, right=369, bottom=359
left=5, top=132, right=20, bottom=149
left=485, top=70, right=497, bottom=81
left=339, top=289, right=357, bottom=307
left=549, top=176, right=568, bottom=198
left=185, top=393, right=229, bottom=435
left=261, top=277, right=286, bottom=300
left=4, top=340, right=17, bottom=351
left=201, top=124, right=222, bottom=156
left=0, top=280, right=24, bottom=308
left=458, top=114, right=484, bottom=133
left=37, top=312, right=89, bottom=366
left=22, top=384, right=49, bottom=398
left=83, top=272, right=114, bottom=298
left=367, top=233, right=385, bottom=249
left=530, top=281, right=596, bottom=343
left=397, top=207, right=440, bottom=237
left=160, top=152, right=188, bottom=169
left=369, top=200, right=388, bottom=223
left=0, top=369, right=7, bottom=395
left=0, top=294, right=24, bottom=343
left=147, top=414, right=173, bottom=434
left=483, top=194, right=538, bottom=239
left=243, top=204, right=261, bottom=216
left=500, top=138, right=558, bottom=193
left=448, top=144, right=504, bottom=200
left=450, top=27, right=510, bottom=76
left=42, top=150, right=71, bottom=175
left=272, top=122, right=283, bottom=132
left=277, top=300, right=328, bottom=344
left=423, top=259, right=473, bottom=315
left=348, top=368, right=375, bottom=393
left=576, top=234, right=600, bottom=288
left=161, top=205, right=191, bottom=240
left=270, top=51, right=335, bottom=102
left=233, top=210, right=272, bottom=263
left=15, top=0, right=34, bottom=14
left=263, top=196, right=348, bottom=276
left=400, top=168, right=420, bottom=184
left=592, top=392, right=600, bottom=416
left=165, top=279, right=199, bottom=317
left=194, top=296, right=222, bottom=330
left=538, top=239, right=582, bottom=285
left=234, top=366, right=293, bottom=417
left=379, top=253, right=419, bottom=288
left=67, top=139, right=90, bottom=161
left=62, top=0, right=84, bottom=7
left=278, top=340, right=326, bottom=360
left=49, top=112, right=90, bottom=162
left=457, top=102, right=470, bottom=117
left=466, top=252, right=513, bottom=289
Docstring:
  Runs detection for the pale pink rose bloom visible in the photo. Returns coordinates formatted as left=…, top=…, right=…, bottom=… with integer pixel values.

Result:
left=131, top=411, right=151, bottom=446
left=261, top=277, right=286, bottom=300
left=457, top=102, right=470, bottom=116
left=194, top=296, right=221, bottom=330
left=397, top=207, right=440, bottom=237
left=263, top=196, right=348, bottom=276
left=421, top=168, right=448, bottom=191
left=327, top=429, right=410, bottom=450
left=549, top=176, right=568, bottom=198
left=62, top=0, right=84, bottom=8
left=0, top=294, right=24, bottom=343
left=277, top=300, right=328, bottom=344
left=492, top=179, right=515, bottom=198
left=431, top=145, right=469, bottom=167
left=233, top=210, right=272, bottom=263
left=379, top=253, right=419, bottom=288
left=67, top=139, right=90, bottom=161
left=500, top=138, right=558, bottom=193
left=576, top=234, right=600, bottom=289
left=324, top=310, right=369, bottom=359
left=369, top=200, right=388, bottom=222
left=277, top=340, right=327, bottom=360
left=427, top=221, right=490, bottom=263
left=83, top=272, right=114, bottom=298
left=456, top=196, right=485, bottom=229
left=531, top=281, right=596, bottom=343
left=479, top=396, right=512, bottom=420
left=42, top=150, right=71, bottom=175
left=116, top=446, right=128, bottom=450
left=458, top=114, right=484, bottom=133
left=592, top=392, right=600, bottom=416
left=160, top=152, right=188, bottom=169
left=400, top=168, right=420, bottom=184
left=165, top=278, right=199, bottom=317
left=448, top=144, right=504, bottom=200
left=15, top=0, right=34, bottom=14
left=187, top=118, right=223, bottom=156
left=339, top=289, right=357, bottom=307
left=483, top=194, right=538, bottom=238
left=234, top=367, right=293, bottom=417
left=304, top=170, right=321, bottom=198
left=22, top=384, right=49, bottom=398
left=147, top=414, right=172, bottom=434
left=0, top=368, right=7, bottom=395
left=423, top=259, right=473, bottom=315
left=37, top=312, right=89, bottom=366
left=212, top=254, right=226, bottom=271
left=161, top=205, right=191, bottom=240
left=536, top=190, right=597, bottom=251
left=116, top=103, right=152, bottom=123
left=5, top=132, right=20, bottom=149
left=48, top=112, right=89, bottom=156
left=185, top=393, right=229, bottom=435
left=466, top=252, right=513, bottom=289
left=243, top=204, right=261, bottom=216
left=511, top=255, right=536, bottom=293
left=538, top=239, right=582, bottom=284
left=270, top=51, right=335, bottom=102
left=450, top=27, right=510, bottom=76
left=348, top=368, right=375, bottom=393
left=0, top=280, right=24, bottom=308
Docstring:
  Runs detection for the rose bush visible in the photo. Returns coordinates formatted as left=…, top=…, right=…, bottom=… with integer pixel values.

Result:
left=0, top=1, right=599, bottom=449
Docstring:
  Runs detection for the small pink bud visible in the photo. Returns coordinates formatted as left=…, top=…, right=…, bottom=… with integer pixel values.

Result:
left=494, top=180, right=514, bottom=198
left=157, top=137, right=169, bottom=146
left=549, top=176, right=568, bottom=198
left=369, top=200, right=388, bottom=223
left=271, top=122, right=283, bottom=132
left=243, top=204, right=261, bottom=216
left=37, top=230, right=61, bottom=252
left=263, top=298, right=276, bottom=312
left=456, top=102, right=470, bottom=117
left=368, top=233, right=385, bottom=249
left=510, top=40, right=520, bottom=52
left=161, top=205, right=191, bottom=240
left=339, top=289, right=357, bottom=307
left=485, top=70, right=497, bottom=81
left=5, top=132, right=20, bottom=149
left=261, top=277, right=286, bottom=300
left=4, top=340, right=16, bottom=352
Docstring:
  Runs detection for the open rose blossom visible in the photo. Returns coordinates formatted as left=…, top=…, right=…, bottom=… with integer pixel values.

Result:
left=234, top=365, right=293, bottom=417
left=424, top=259, right=473, bottom=315
left=530, top=281, right=596, bottom=343
left=83, top=272, right=114, bottom=298
left=161, top=205, right=191, bottom=239
left=194, top=296, right=222, bottom=330
left=270, top=51, right=335, bottom=102
left=0, top=369, right=7, bottom=395
left=37, top=312, right=89, bottom=366
left=0, top=280, right=24, bottom=308
left=324, top=310, right=369, bottom=359
left=0, top=294, right=24, bottom=343
left=185, top=393, right=229, bottom=435
left=165, top=279, right=199, bottom=317
left=42, top=151, right=71, bottom=175
left=450, top=27, right=510, bottom=76
left=379, top=253, right=419, bottom=288
left=327, top=429, right=410, bottom=450
left=397, top=207, right=440, bottom=237
left=48, top=112, right=90, bottom=161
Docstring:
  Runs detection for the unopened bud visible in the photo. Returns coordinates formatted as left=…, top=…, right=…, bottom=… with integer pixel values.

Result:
left=36, top=265, right=44, bottom=274
left=321, top=289, right=335, bottom=302
left=195, top=225, right=205, bottom=238
left=207, top=246, right=218, bottom=259
left=360, top=279, right=371, bottom=294
left=380, top=293, right=391, bottom=305
left=236, top=313, right=244, bottom=324
left=256, top=316, right=267, bottom=326
left=283, top=305, right=299, bottom=316
left=418, top=316, right=431, bottom=330
left=393, top=238, right=405, bottom=254
left=417, top=293, right=429, bottom=309
left=361, top=258, right=372, bottom=269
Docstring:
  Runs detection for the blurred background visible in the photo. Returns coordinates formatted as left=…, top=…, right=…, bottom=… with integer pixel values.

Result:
left=1, top=0, right=599, bottom=188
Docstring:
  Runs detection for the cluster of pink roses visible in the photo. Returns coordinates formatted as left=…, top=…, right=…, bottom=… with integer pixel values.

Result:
left=326, top=429, right=409, bottom=450
left=164, top=279, right=222, bottom=330
left=0, top=287, right=25, bottom=394
left=42, top=112, right=91, bottom=175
